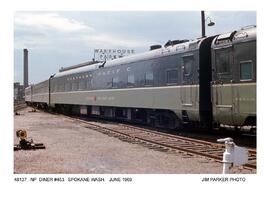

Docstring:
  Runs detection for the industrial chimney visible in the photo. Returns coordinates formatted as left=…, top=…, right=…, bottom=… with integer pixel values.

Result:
left=23, top=49, right=29, bottom=88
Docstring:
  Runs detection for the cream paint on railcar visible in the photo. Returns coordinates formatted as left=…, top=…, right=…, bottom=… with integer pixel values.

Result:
left=50, top=84, right=200, bottom=121
left=212, top=82, right=256, bottom=126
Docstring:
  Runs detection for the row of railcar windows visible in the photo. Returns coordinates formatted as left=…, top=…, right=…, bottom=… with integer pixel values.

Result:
left=215, top=47, right=254, bottom=81
left=33, top=86, right=47, bottom=94
left=51, top=69, right=180, bottom=92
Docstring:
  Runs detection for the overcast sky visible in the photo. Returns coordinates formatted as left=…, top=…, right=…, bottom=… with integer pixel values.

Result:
left=14, top=11, right=256, bottom=84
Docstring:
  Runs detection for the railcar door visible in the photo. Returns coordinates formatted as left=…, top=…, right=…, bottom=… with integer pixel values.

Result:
left=212, top=45, right=234, bottom=125
left=180, top=54, right=197, bottom=122
left=181, top=55, right=194, bottom=104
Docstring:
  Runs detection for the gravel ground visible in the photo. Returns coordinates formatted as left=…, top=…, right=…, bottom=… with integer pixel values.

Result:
left=14, top=107, right=255, bottom=174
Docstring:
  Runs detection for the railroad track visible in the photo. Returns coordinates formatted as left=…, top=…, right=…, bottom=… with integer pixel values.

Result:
left=66, top=115, right=256, bottom=171
left=14, top=103, right=27, bottom=112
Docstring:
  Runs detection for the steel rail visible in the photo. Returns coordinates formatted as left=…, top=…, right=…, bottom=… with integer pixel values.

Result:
left=67, top=116, right=256, bottom=171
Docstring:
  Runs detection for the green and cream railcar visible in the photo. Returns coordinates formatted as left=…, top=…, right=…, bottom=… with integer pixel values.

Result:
left=25, top=26, right=256, bottom=129
left=48, top=36, right=216, bottom=128
left=211, top=26, right=256, bottom=126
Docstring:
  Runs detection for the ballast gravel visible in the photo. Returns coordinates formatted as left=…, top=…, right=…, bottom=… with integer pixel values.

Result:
left=14, top=107, right=255, bottom=174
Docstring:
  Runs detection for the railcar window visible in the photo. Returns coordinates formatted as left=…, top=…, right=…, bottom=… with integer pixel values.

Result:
left=127, top=74, right=135, bottom=86
left=79, top=80, right=86, bottom=90
left=167, top=69, right=178, bottom=84
left=215, top=48, right=231, bottom=74
left=59, top=84, right=65, bottom=92
left=240, top=61, right=253, bottom=80
left=65, top=83, right=71, bottom=91
left=53, top=85, right=57, bottom=92
left=72, top=82, right=78, bottom=91
left=87, top=79, right=92, bottom=89
left=112, top=77, right=119, bottom=88
left=145, top=71, right=153, bottom=85
left=183, top=56, right=194, bottom=77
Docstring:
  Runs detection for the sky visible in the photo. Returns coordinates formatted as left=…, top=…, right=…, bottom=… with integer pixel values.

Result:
left=14, top=11, right=256, bottom=84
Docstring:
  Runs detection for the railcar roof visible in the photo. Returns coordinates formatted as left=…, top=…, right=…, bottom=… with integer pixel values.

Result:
left=31, top=79, right=49, bottom=89
left=212, top=25, right=256, bottom=48
left=53, top=38, right=202, bottom=78
left=233, top=26, right=256, bottom=42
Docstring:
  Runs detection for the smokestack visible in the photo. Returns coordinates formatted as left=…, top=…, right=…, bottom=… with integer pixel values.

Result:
left=23, top=49, right=29, bottom=88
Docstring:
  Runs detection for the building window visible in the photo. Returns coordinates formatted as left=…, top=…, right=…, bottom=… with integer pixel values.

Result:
left=240, top=61, right=253, bottom=81
left=127, top=74, right=135, bottom=86
left=112, top=77, right=119, bottom=88
left=215, top=48, right=231, bottom=74
left=183, top=56, right=194, bottom=77
left=145, top=71, right=153, bottom=85
left=167, top=69, right=178, bottom=84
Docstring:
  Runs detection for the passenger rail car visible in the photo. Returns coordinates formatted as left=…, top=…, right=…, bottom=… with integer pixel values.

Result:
left=211, top=26, right=256, bottom=126
left=25, top=26, right=256, bottom=130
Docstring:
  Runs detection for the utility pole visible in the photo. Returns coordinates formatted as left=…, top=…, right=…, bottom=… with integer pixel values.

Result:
left=201, top=11, right=215, bottom=37
left=201, top=11, right=206, bottom=37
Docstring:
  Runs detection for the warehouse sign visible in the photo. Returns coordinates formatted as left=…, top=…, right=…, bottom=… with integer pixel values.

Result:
left=94, top=48, right=135, bottom=61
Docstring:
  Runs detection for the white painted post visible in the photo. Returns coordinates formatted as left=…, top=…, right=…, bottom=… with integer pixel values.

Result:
left=217, top=137, right=234, bottom=174
left=217, top=137, right=248, bottom=174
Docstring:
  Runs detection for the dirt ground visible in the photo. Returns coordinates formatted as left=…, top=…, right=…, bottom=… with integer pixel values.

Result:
left=14, top=107, right=255, bottom=174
